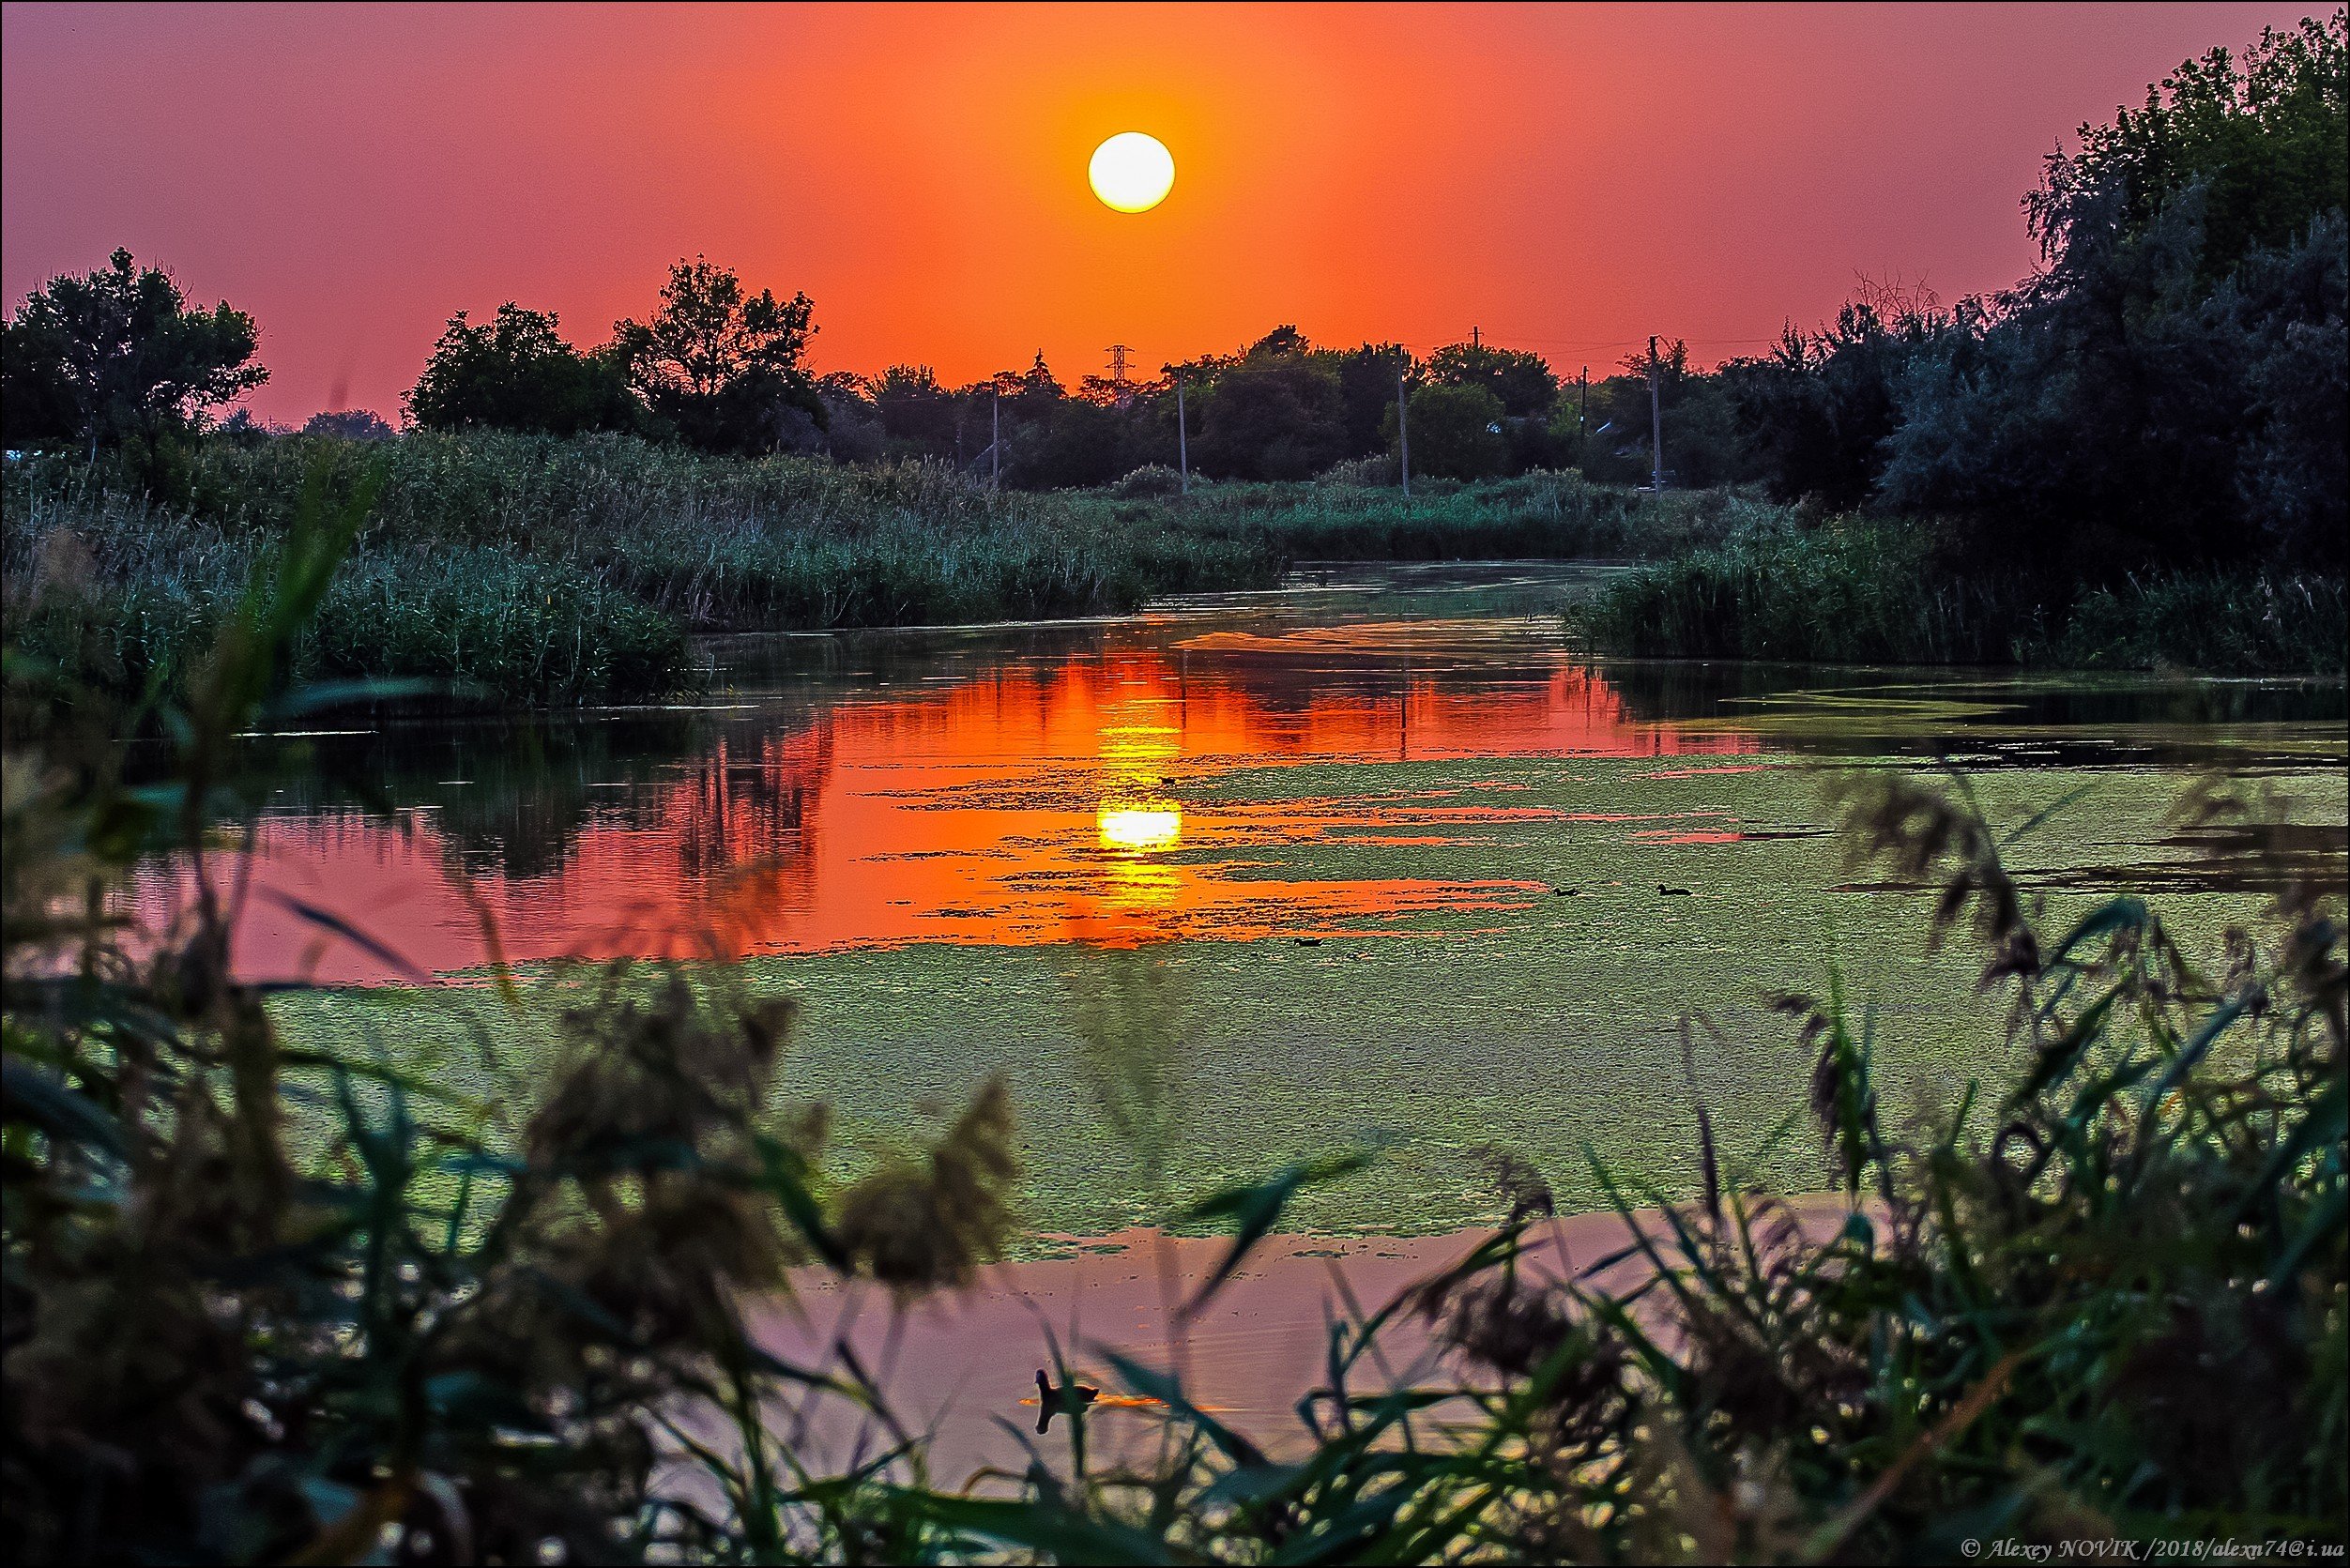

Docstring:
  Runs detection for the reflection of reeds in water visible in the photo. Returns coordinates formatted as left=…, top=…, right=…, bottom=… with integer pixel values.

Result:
left=1059, top=946, right=1188, bottom=1201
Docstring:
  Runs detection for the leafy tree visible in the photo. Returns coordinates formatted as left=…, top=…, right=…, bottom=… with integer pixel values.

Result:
left=300, top=409, right=395, bottom=441
left=1877, top=11, right=2347, bottom=571
left=1425, top=341, right=1558, bottom=419
left=1874, top=19, right=2343, bottom=571
left=1722, top=300, right=1945, bottom=507
left=1007, top=353, right=1066, bottom=417
left=1196, top=356, right=1345, bottom=480
left=2224, top=212, right=2349, bottom=566
left=1392, top=382, right=1506, bottom=480
left=1012, top=399, right=1134, bottom=488
left=813, top=373, right=884, bottom=462
left=1245, top=324, right=1309, bottom=359
left=2031, top=12, right=2348, bottom=290
left=216, top=409, right=289, bottom=448
left=404, top=304, right=643, bottom=436
left=1, top=248, right=266, bottom=450
left=870, top=364, right=959, bottom=455
left=1331, top=343, right=1412, bottom=457
left=613, top=257, right=823, bottom=454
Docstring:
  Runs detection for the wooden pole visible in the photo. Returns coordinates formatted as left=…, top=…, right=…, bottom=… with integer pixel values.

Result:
left=1396, top=370, right=1412, bottom=502
left=1176, top=378, right=1189, bottom=496
left=1647, top=336, right=1664, bottom=495
left=992, top=387, right=1001, bottom=492
left=1578, top=365, right=1589, bottom=465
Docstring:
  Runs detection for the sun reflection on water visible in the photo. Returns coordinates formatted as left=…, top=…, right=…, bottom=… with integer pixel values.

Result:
left=1097, top=805, right=1182, bottom=852
left=191, top=630, right=1773, bottom=980
left=1095, top=713, right=1184, bottom=917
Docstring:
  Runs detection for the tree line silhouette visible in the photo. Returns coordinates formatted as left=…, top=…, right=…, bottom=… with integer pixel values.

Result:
left=5, top=11, right=2342, bottom=580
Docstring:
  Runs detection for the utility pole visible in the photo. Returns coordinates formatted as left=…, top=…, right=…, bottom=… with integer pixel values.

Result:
left=1647, top=335, right=1664, bottom=495
left=991, top=386, right=1001, bottom=492
left=1175, top=377, right=1189, bottom=496
left=1106, top=343, right=1132, bottom=402
left=1471, top=326, right=1480, bottom=350
left=1396, top=370, right=1412, bottom=502
left=1579, top=365, right=1589, bottom=465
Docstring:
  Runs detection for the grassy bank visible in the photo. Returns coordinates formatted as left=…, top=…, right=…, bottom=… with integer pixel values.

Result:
left=2, top=434, right=1738, bottom=706
left=12, top=434, right=2336, bottom=708
left=1587, top=512, right=2350, bottom=676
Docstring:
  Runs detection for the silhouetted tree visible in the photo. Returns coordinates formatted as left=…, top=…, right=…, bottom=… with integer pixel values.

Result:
left=613, top=257, right=823, bottom=454
left=870, top=364, right=959, bottom=455
left=1003, top=353, right=1066, bottom=419
left=301, top=409, right=396, bottom=441
left=1199, top=358, right=1345, bottom=480
left=1721, top=299, right=1943, bottom=507
left=405, top=305, right=643, bottom=436
left=814, top=373, right=884, bottom=462
left=1881, top=11, right=2347, bottom=571
left=1, top=248, right=266, bottom=450
left=1013, top=399, right=1134, bottom=488
left=1390, top=383, right=1506, bottom=480
left=1425, top=341, right=1558, bottom=419
left=2031, top=12, right=2348, bottom=291
left=1332, top=343, right=1413, bottom=457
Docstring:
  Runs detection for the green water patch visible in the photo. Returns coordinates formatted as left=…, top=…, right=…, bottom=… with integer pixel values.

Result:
left=267, top=754, right=2342, bottom=1240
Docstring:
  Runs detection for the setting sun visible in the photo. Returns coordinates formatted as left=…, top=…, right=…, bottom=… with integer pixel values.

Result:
left=1087, top=130, right=1174, bottom=213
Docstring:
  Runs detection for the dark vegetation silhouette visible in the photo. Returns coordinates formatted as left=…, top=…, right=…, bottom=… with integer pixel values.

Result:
left=1, top=247, right=266, bottom=462
left=299, top=408, right=395, bottom=441
left=405, top=302, right=647, bottom=439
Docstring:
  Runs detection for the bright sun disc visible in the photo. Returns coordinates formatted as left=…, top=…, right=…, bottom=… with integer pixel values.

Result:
left=1089, top=132, right=1174, bottom=213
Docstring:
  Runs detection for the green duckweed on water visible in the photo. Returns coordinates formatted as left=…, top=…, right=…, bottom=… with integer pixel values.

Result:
left=269, top=751, right=2343, bottom=1241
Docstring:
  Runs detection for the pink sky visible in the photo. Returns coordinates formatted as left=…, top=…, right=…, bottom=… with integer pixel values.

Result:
left=3, top=2, right=2322, bottom=423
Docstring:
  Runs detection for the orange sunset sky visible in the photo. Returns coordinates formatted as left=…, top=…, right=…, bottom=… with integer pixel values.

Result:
left=2, top=2, right=2324, bottom=424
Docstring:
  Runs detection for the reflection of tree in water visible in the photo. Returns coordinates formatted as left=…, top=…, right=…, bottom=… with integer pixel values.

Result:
left=1058, top=944, right=1188, bottom=1204
left=1595, top=658, right=2345, bottom=765
left=256, top=710, right=714, bottom=881
left=672, top=726, right=831, bottom=881
left=271, top=707, right=848, bottom=891
left=1596, top=658, right=1794, bottom=731
left=420, top=715, right=713, bottom=881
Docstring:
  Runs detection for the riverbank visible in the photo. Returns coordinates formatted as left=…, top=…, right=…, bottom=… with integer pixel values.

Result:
left=1584, top=511, right=2349, bottom=676
left=1, top=434, right=1741, bottom=707
left=8, top=435, right=2340, bottom=714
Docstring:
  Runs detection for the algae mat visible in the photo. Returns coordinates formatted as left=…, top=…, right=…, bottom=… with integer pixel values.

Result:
left=271, top=750, right=2344, bottom=1238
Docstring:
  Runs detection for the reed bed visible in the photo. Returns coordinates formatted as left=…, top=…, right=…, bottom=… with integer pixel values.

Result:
left=1587, top=512, right=2350, bottom=674
left=3, top=434, right=1747, bottom=707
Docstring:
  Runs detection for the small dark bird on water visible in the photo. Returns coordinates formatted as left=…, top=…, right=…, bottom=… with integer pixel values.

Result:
left=1658, top=885, right=1691, bottom=896
left=1552, top=886, right=1581, bottom=895
left=1035, top=1369, right=1099, bottom=1434
left=1294, top=936, right=1323, bottom=946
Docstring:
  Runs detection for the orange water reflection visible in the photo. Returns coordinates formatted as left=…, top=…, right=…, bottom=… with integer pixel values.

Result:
left=178, top=645, right=1757, bottom=983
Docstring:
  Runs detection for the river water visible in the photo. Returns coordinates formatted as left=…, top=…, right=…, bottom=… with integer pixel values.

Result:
left=180, top=560, right=2342, bottom=1236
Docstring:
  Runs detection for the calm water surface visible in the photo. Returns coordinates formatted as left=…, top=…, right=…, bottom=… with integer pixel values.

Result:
left=157, top=561, right=2345, bottom=984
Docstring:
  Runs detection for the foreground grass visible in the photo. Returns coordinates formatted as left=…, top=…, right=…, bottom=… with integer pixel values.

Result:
left=1587, top=513, right=2350, bottom=676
